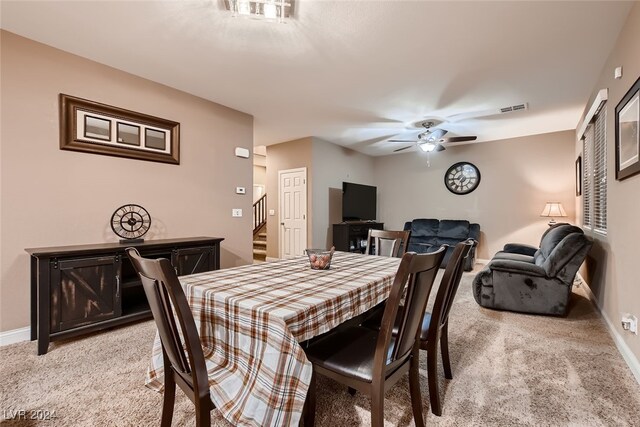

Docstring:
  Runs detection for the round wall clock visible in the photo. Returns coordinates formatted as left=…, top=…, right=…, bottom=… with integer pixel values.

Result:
left=110, top=204, right=151, bottom=242
left=444, top=162, right=481, bottom=195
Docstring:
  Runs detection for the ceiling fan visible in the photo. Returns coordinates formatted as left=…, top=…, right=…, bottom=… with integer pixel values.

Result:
left=388, top=103, right=528, bottom=153
left=389, top=120, right=477, bottom=153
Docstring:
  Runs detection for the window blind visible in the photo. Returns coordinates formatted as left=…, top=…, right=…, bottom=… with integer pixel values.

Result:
left=582, top=127, right=593, bottom=228
left=593, top=108, right=607, bottom=233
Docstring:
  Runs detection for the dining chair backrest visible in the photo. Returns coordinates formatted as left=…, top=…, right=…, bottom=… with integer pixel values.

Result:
left=365, top=229, right=411, bottom=258
left=374, top=247, right=446, bottom=375
left=419, top=239, right=474, bottom=417
left=429, top=239, right=474, bottom=337
left=126, top=248, right=210, bottom=402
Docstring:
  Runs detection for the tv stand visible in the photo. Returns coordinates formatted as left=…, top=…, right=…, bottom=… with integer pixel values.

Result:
left=332, top=222, right=384, bottom=253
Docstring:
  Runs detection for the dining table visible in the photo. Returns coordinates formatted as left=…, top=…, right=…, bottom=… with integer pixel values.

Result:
left=145, top=251, right=402, bottom=427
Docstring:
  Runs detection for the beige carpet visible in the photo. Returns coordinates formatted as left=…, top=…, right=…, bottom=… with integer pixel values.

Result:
left=2, top=271, right=639, bottom=426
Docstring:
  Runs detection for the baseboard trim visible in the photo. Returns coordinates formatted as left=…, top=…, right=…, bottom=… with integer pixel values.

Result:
left=0, top=326, right=30, bottom=346
left=265, top=256, right=280, bottom=262
left=476, top=258, right=490, bottom=265
left=577, top=273, right=640, bottom=385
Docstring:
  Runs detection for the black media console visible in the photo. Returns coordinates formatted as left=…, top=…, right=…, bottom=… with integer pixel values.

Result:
left=332, top=222, right=384, bottom=253
left=26, top=236, right=223, bottom=355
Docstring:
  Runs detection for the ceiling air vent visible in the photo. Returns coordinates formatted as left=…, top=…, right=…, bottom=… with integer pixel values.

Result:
left=500, top=103, right=528, bottom=114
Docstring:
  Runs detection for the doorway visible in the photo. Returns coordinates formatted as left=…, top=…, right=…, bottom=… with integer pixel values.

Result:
left=278, top=167, right=307, bottom=258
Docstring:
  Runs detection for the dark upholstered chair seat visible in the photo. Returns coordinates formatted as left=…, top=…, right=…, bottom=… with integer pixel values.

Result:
left=306, top=327, right=396, bottom=383
left=473, top=223, right=593, bottom=316
left=491, top=252, right=535, bottom=263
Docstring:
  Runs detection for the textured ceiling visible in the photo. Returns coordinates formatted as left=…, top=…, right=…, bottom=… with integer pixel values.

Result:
left=0, top=1, right=633, bottom=155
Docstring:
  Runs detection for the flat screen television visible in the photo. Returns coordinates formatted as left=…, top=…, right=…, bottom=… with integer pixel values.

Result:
left=342, top=182, right=377, bottom=222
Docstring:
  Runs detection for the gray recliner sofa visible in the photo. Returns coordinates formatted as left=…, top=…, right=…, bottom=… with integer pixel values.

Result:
left=403, top=219, right=480, bottom=271
left=472, top=223, right=593, bottom=316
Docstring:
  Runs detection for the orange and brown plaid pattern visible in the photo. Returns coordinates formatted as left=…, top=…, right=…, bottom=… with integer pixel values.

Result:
left=146, top=251, right=401, bottom=427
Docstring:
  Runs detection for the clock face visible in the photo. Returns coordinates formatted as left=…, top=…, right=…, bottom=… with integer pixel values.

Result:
left=444, top=162, right=481, bottom=195
left=110, top=204, right=151, bottom=240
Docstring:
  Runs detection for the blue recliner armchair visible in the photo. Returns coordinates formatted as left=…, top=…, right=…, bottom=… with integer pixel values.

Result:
left=403, top=219, right=480, bottom=271
left=473, top=223, right=593, bottom=316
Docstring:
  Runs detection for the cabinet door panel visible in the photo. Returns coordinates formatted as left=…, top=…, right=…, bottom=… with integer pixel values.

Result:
left=51, top=256, right=120, bottom=332
left=173, top=247, right=215, bottom=276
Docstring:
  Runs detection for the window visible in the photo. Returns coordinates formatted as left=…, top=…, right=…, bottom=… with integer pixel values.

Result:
left=582, top=133, right=592, bottom=228
left=582, top=106, right=607, bottom=233
left=593, top=109, right=607, bottom=232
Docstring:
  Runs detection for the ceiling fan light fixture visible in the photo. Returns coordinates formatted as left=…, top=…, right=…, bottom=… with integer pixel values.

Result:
left=419, top=142, right=437, bottom=152
left=225, top=0, right=292, bottom=22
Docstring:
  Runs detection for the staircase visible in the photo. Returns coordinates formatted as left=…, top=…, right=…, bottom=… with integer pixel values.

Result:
left=253, top=228, right=267, bottom=262
left=253, top=195, right=267, bottom=262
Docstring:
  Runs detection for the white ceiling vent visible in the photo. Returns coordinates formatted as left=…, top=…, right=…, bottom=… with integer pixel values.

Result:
left=500, top=103, right=529, bottom=114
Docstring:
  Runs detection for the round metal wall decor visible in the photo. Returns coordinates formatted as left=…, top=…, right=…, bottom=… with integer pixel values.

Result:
left=110, top=204, right=151, bottom=242
left=444, top=162, right=481, bottom=195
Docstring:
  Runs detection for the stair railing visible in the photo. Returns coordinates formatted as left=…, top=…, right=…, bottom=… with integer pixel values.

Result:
left=253, top=194, right=267, bottom=235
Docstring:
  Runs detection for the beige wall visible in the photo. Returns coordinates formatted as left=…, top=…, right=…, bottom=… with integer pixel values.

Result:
left=265, top=138, right=313, bottom=258
left=374, top=131, right=576, bottom=259
left=311, top=138, right=376, bottom=249
left=264, top=137, right=375, bottom=256
left=253, top=162, right=266, bottom=202
left=0, top=31, right=254, bottom=332
left=576, top=2, right=640, bottom=372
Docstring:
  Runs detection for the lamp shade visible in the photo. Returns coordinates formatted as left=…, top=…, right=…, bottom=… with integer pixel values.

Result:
left=540, top=202, right=567, bottom=218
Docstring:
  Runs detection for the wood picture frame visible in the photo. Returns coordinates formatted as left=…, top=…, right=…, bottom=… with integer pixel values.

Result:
left=615, top=77, right=640, bottom=181
left=575, top=155, right=582, bottom=196
left=60, top=94, right=180, bottom=165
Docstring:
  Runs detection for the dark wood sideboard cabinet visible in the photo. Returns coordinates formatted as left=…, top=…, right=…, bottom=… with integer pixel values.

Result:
left=332, top=222, right=384, bottom=253
left=26, top=237, right=224, bottom=355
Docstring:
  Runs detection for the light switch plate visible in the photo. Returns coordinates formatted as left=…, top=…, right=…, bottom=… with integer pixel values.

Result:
left=269, top=209, right=275, bottom=216
left=236, top=187, right=246, bottom=194
left=232, top=208, right=243, bottom=217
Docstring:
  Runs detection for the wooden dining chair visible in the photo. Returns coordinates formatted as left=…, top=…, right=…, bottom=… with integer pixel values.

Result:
left=420, top=239, right=474, bottom=416
left=303, top=247, right=446, bottom=427
left=364, top=229, right=411, bottom=258
left=360, top=239, right=475, bottom=416
left=126, top=248, right=215, bottom=427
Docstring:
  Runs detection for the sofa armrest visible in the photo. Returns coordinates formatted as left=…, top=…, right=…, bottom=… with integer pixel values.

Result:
left=489, top=259, right=547, bottom=277
left=502, top=243, right=538, bottom=256
left=468, top=223, right=480, bottom=241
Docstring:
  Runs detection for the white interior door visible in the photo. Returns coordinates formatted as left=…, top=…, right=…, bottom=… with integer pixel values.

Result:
left=278, top=168, right=307, bottom=259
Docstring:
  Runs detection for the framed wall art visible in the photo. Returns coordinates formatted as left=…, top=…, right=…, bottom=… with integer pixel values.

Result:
left=615, top=77, right=640, bottom=181
left=575, top=155, right=582, bottom=196
left=59, top=94, right=180, bottom=165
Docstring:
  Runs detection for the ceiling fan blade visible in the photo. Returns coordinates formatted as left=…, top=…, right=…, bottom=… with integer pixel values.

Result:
left=440, top=136, right=477, bottom=143
left=422, top=128, right=447, bottom=142
left=388, top=139, right=417, bottom=143
left=393, top=145, right=414, bottom=152
left=435, top=144, right=446, bottom=152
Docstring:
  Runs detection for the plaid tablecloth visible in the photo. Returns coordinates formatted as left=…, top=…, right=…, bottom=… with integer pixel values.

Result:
left=146, top=251, right=401, bottom=427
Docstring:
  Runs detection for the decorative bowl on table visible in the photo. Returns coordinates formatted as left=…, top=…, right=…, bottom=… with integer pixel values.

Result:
left=305, top=247, right=335, bottom=270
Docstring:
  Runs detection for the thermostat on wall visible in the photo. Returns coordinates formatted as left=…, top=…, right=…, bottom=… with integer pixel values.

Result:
left=235, top=147, right=250, bottom=158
